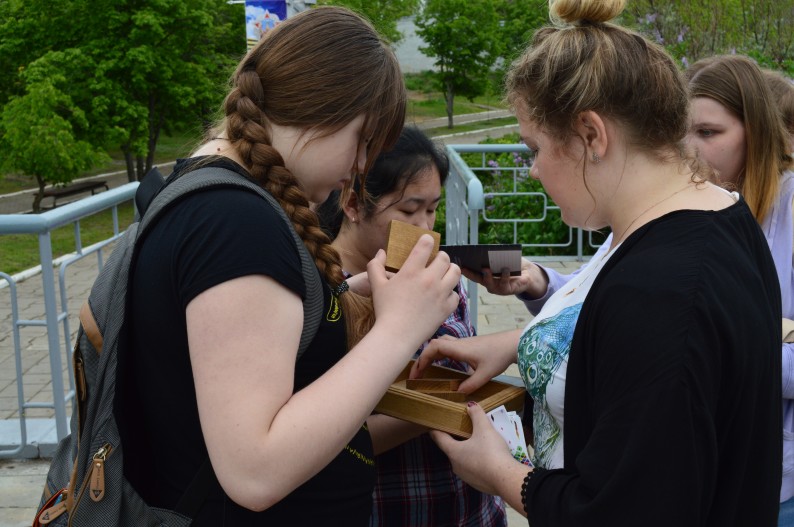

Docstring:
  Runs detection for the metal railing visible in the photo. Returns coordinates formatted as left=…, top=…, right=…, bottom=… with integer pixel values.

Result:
left=445, top=144, right=604, bottom=328
left=0, top=184, right=138, bottom=454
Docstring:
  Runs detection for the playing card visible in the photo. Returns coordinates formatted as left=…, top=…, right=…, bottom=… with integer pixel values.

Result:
left=487, top=405, right=533, bottom=466
left=507, top=410, right=533, bottom=466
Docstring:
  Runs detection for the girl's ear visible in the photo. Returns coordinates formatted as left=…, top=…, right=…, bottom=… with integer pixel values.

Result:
left=343, top=190, right=362, bottom=224
left=573, top=110, right=608, bottom=162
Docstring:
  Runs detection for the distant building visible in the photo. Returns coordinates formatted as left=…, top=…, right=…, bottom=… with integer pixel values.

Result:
left=287, top=0, right=316, bottom=17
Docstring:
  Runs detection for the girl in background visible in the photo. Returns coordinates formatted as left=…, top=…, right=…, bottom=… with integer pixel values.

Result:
left=687, top=53, right=794, bottom=526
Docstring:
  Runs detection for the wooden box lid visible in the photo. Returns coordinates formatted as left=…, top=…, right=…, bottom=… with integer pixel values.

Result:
left=384, top=220, right=440, bottom=272
left=375, top=361, right=525, bottom=438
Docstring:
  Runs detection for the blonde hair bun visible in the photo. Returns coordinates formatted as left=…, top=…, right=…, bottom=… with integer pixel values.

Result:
left=550, top=0, right=626, bottom=25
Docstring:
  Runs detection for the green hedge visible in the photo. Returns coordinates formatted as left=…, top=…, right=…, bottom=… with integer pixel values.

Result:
left=445, top=134, right=605, bottom=256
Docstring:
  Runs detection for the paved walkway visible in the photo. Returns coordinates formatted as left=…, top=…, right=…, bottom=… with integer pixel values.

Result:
left=0, top=162, right=175, bottom=215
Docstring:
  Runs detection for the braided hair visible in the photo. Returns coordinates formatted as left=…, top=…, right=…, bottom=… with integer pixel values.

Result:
left=217, top=6, right=405, bottom=347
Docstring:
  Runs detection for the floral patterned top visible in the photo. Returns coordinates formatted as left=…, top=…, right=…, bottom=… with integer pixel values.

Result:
left=517, top=246, right=618, bottom=468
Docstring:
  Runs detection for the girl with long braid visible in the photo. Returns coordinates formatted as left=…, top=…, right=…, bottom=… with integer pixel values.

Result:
left=115, top=7, right=460, bottom=525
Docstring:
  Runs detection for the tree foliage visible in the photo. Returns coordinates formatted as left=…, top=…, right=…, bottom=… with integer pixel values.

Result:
left=88, top=0, right=243, bottom=181
left=496, top=0, right=547, bottom=63
left=491, top=0, right=548, bottom=93
left=626, top=0, right=794, bottom=72
left=316, top=0, right=419, bottom=44
left=0, top=0, right=243, bottom=185
left=0, top=55, right=109, bottom=212
left=416, top=0, right=502, bottom=128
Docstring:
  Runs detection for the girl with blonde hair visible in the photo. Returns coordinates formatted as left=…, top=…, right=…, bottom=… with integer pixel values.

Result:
left=412, top=0, right=781, bottom=524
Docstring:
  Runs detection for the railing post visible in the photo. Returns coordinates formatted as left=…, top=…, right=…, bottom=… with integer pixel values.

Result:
left=0, top=184, right=139, bottom=454
left=0, top=273, right=28, bottom=457
left=38, top=231, right=69, bottom=439
left=466, top=176, right=484, bottom=332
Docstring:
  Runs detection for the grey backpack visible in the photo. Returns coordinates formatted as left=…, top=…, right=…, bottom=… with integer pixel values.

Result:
left=33, top=166, right=324, bottom=526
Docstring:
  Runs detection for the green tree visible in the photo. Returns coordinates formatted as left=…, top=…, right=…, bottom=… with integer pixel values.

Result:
left=0, top=0, right=243, bottom=183
left=492, top=0, right=547, bottom=93
left=316, top=0, right=419, bottom=44
left=0, top=56, right=109, bottom=212
left=416, top=0, right=501, bottom=128
left=82, top=0, right=243, bottom=181
left=496, top=0, right=547, bottom=63
left=626, top=0, right=794, bottom=73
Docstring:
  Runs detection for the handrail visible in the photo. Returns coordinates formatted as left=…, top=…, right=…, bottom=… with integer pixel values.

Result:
left=0, top=185, right=138, bottom=235
left=0, top=183, right=138, bottom=446
left=0, top=272, right=26, bottom=457
left=445, top=147, right=485, bottom=210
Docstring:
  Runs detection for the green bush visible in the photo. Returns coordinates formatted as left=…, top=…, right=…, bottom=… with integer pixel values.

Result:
left=446, top=133, right=604, bottom=256
left=404, top=71, right=437, bottom=93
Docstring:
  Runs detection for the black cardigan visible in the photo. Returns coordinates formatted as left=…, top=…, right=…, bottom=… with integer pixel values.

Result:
left=525, top=200, right=782, bottom=526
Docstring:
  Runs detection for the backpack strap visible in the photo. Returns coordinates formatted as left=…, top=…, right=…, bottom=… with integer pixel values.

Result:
left=137, top=165, right=324, bottom=359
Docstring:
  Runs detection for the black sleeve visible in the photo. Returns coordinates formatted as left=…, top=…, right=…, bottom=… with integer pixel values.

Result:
left=146, top=187, right=306, bottom=309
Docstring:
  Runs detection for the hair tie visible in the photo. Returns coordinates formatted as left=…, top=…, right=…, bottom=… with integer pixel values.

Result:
left=332, top=281, right=350, bottom=296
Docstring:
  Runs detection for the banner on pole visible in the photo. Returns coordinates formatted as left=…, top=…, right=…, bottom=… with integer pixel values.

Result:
left=245, top=1, right=287, bottom=50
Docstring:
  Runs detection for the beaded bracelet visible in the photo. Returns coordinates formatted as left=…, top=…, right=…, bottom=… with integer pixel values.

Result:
left=521, top=470, right=534, bottom=516
left=332, top=281, right=350, bottom=296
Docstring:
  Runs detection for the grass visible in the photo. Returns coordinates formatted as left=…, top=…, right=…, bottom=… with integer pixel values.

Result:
left=0, top=173, right=34, bottom=196
left=406, top=94, right=506, bottom=122
left=0, top=131, right=201, bottom=195
left=0, top=202, right=136, bottom=275
left=403, top=71, right=507, bottom=122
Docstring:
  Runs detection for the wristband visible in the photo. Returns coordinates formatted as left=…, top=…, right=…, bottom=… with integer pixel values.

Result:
left=521, top=469, right=540, bottom=515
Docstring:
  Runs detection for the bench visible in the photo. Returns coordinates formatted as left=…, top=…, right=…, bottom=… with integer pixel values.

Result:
left=37, top=180, right=109, bottom=208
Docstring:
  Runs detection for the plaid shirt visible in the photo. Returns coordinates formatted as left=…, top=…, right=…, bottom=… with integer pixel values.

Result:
left=370, top=281, right=507, bottom=527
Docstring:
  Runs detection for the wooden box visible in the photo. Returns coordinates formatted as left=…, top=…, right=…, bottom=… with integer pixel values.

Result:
left=375, top=361, right=525, bottom=438
left=384, top=220, right=440, bottom=272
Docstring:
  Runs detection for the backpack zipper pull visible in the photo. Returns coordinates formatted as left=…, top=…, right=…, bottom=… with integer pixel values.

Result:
left=37, top=492, right=68, bottom=524
left=90, top=444, right=111, bottom=502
